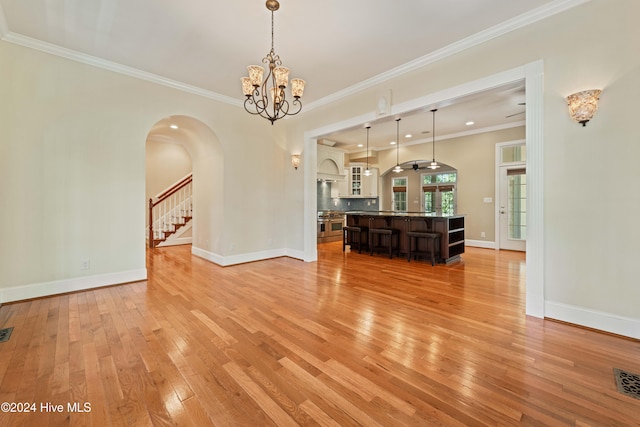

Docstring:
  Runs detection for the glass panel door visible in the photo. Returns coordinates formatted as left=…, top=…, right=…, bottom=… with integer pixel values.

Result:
left=499, top=167, right=526, bottom=251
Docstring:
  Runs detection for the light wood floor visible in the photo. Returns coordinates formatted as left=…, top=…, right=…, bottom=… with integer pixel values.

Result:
left=0, top=243, right=638, bottom=426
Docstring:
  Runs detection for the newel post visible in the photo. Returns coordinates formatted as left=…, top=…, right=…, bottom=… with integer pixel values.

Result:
left=148, top=198, right=154, bottom=248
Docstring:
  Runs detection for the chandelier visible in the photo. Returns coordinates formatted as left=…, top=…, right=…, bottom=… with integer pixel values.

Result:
left=241, top=0, right=306, bottom=125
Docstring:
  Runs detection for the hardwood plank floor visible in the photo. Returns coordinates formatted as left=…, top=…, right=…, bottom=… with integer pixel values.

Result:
left=0, top=243, right=638, bottom=426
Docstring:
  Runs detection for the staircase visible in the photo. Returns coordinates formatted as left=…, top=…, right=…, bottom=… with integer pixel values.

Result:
left=147, top=174, right=193, bottom=248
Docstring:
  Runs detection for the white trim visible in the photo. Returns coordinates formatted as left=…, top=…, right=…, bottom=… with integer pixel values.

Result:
left=545, top=301, right=640, bottom=340
left=192, top=245, right=290, bottom=267
left=306, top=0, right=588, bottom=111
left=1, top=1, right=585, bottom=112
left=303, top=137, right=319, bottom=262
left=391, top=175, right=409, bottom=212
left=466, top=239, right=496, bottom=250
left=1, top=32, right=242, bottom=106
left=0, top=269, right=147, bottom=304
left=494, top=140, right=526, bottom=251
left=284, top=248, right=306, bottom=262
left=524, top=60, right=545, bottom=319
left=157, top=237, right=192, bottom=247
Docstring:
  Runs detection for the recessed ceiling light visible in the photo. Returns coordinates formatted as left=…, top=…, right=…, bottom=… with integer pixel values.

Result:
left=390, top=141, right=396, bottom=145
left=357, top=144, right=363, bottom=147
left=465, top=121, right=474, bottom=126
left=170, top=124, right=179, bottom=129
left=405, top=134, right=412, bottom=138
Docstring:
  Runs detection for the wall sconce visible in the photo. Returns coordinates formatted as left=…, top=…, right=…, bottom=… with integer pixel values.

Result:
left=291, top=154, right=301, bottom=170
left=566, top=89, right=601, bottom=126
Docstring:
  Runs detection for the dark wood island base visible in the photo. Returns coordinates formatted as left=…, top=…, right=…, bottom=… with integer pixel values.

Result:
left=345, top=211, right=465, bottom=264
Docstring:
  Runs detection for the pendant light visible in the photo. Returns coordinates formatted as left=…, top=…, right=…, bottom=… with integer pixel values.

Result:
left=393, top=118, right=403, bottom=173
left=428, top=109, right=441, bottom=170
left=364, top=125, right=372, bottom=176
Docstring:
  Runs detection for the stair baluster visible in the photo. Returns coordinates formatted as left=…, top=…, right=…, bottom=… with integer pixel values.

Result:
left=148, top=174, right=193, bottom=248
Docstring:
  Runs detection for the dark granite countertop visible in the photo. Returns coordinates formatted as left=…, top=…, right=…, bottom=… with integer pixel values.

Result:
left=345, top=210, right=464, bottom=218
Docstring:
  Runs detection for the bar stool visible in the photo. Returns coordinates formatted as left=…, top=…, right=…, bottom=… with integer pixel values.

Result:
left=369, top=228, right=400, bottom=259
left=407, top=231, right=441, bottom=266
left=343, top=226, right=368, bottom=253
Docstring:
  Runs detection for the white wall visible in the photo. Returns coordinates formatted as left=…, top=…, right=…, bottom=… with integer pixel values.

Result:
left=0, top=39, right=285, bottom=301
left=284, top=0, right=640, bottom=337
left=146, top=139, right=192, bottom=202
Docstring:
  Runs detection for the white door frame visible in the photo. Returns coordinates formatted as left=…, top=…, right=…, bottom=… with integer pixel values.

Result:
left=494, top=140, right=526, bottom=251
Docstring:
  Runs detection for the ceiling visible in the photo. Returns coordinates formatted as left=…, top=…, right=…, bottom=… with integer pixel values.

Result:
left=1, top=0, right=571, bottom=149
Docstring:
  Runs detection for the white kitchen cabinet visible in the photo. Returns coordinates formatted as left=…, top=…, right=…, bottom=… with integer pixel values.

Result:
left=329, top=170, right=350, bottom=198
left=347, top=165, right=378, bottom=198
left=349, top=165, right=363, bottom=196
left=362, top=167, right=378, bottom=197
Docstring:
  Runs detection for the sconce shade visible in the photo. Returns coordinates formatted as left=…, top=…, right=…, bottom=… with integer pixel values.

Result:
left=567, top=89, right=601, bottom=126
left=291, top=154, right=301, bottom=170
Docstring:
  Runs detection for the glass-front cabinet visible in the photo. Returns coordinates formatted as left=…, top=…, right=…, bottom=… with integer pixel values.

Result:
left=350, top=166, right=362, bottom=196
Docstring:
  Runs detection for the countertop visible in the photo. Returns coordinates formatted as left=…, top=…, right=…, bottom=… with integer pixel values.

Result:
left=345, top=210, right=464, bottom=218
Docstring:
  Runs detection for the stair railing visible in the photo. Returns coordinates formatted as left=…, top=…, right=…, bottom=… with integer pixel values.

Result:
left=148, top=173, right=193, bottom=248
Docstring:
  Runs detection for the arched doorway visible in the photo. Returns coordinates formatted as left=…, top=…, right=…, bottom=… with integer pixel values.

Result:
left=145, top=115, right=224, bottom=259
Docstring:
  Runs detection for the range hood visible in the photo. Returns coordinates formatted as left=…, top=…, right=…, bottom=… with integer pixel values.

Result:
left=317, top=145, right=346, bottom=181
left=317, top=170, right=346, bottom=181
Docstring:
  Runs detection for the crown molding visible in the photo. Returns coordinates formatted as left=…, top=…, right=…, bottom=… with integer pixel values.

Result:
left=2, top=32, right=243, bottom=107
left=1, top=0, right=587, bottom=110
left=305, top=0, right=590, bottom=111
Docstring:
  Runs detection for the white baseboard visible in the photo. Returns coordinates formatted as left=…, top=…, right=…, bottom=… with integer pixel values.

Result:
left=284, top=248, right=306, bottom=262
left=0, top=268, right=147, bottom=304
left=545, top=301, right=640, bottom=340
left=192, top=245, right=293, bottom=267
left=465, top=239, right=496, bottom=249
left=157, top=237, right=192, bottom=247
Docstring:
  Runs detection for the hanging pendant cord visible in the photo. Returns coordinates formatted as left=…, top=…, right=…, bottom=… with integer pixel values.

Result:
left=432, top=109, right=437, bottom=161
left=271, top=10, right=275, bottom=51
left=396, top=118, right=401, bottom=166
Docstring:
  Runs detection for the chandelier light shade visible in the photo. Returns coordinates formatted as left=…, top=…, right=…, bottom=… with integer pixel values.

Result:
left=428, top=109, right=441, bottom=170
left=241, top=0, right=306, bottom=125
left=364, top=126, right=372, bottom=177
left=393, top=118, right=403, bottom=173
left=566, top=89, right=601, bottom=126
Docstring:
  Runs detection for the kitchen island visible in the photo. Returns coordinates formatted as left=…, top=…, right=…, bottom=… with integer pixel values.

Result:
left=345, top=211, right=465, bottom=263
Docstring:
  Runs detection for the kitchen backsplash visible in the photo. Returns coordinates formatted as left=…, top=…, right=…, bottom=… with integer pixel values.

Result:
left=317, top=181, right=378, bottom=211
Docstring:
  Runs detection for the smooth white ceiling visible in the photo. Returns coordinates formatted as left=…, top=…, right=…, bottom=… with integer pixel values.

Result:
left=0, top=0, right=578, bottom=149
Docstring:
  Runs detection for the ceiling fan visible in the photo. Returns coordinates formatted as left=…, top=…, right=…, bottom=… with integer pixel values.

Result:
left=505, top=102, right=526, bottom=118
left=412, top=160, right=428, bottom=171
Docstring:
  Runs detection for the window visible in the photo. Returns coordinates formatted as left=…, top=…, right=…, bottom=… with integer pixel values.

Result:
left=391, top=177, right=407, bottom=211
left=422, top=172, right=457, bottom=215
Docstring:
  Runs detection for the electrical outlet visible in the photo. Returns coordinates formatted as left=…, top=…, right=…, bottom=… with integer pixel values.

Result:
left=480, top=232, right=486, bottom=238
left=81, top=259, right=91, bottom=270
